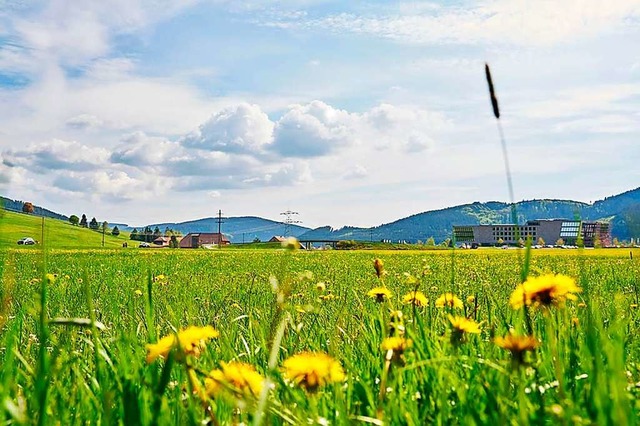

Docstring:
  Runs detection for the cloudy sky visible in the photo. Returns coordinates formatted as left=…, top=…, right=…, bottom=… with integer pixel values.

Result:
left=0, top=0, right=639, bottom=228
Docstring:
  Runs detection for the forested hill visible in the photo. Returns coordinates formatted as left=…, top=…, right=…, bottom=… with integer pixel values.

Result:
left=0, top=196, right=68, bottom=221
left=298, top=187, right=640, bottom=242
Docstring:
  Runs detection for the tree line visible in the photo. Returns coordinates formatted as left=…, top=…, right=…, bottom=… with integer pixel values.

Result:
left=68, top=214, right=120, bottom=236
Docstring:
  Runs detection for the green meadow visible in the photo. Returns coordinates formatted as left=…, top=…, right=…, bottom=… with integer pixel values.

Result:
left=0, top=210, right=129, bottom=250
left=1, top=245, right=639, bottom=424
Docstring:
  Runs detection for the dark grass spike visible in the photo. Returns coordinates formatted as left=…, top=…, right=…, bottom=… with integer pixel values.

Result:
left=485, top=64, right=500, bottom=119
left=484, top=63, right=523, bottom=272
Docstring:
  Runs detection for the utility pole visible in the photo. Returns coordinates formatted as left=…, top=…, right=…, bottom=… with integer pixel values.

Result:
left=280, top=210, right=301, bottom=236
left=216, top=209, right=225, bottom=248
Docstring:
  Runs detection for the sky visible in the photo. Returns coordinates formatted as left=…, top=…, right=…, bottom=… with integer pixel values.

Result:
left=0, top=0, right=639, bottom=229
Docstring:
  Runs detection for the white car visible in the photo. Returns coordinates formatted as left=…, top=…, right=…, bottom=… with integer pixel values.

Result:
left=17, top=237, right=36, bottom=245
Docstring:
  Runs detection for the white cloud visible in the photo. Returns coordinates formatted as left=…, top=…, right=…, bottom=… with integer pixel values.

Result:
left=271, top=101, right=356, bottom=157
left=3, top=139, right=110, bottom=172
left=111, top=132, right=181, bottom=166
left=263, top=0, right=640, bottom=46
left=66, top=114, right=104, bottom=130
left=342, top=164, right=368, bottom=180
left=182, top=103, right=274, bottom=153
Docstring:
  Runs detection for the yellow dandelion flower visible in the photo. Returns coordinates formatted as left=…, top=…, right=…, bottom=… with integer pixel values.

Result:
left=510, top=274, right=581, bottom=310
left=146, top=325, right=219, bottom=363
left=367, top=287, right=392, bottom=303
left=402, top=291, right=428, bottom=307
left=373, top=258, right=385, bottom=278
left=316, top=282, right=326, bottom=292
left=448, top=315, right=481, bottom=334
left=435, top=293, right=464, bottom=309
left=205, top=361, right=264, bottom=399
left=282, top=352, right=345, bottom=392
left=466, top=295, right=476, bottom=305
left=45, top=273, right=57, bottom=284
left=494, top=334, right=538, bottom=365
left=134, top=289, right=143, bottom=297
left=381, top=336, right=412, bottom=353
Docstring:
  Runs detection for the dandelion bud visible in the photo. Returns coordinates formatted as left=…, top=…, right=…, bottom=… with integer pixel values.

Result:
left=373, top=258, right=384, bottom=278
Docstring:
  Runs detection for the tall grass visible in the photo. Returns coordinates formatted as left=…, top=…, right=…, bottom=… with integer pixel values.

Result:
left=0, top=248, right=638, bottom=423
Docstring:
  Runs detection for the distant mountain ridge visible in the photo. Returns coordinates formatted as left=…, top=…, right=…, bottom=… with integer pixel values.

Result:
left=297, top=187, right=640, bottom=242
left=4, top=186, right=640, bottom=244
left=132, top=216, right=310, bottom=244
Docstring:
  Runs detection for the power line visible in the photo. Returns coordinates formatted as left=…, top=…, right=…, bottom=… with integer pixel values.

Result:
left=280, top=210, right=302, bottom=237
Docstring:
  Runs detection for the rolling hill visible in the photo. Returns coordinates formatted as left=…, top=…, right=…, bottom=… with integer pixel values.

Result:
left=0, top=209, right=129, bottom=249
left=298, top=187, right=640, bottom=242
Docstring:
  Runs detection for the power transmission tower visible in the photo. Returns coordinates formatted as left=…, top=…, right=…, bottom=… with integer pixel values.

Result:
left=216, top=209, right=225, bottom=248
left=280, top=210, right=301, bottom=236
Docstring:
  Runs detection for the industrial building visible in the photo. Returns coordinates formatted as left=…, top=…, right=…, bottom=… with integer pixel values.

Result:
left=453, top=219, right=610, bottom=247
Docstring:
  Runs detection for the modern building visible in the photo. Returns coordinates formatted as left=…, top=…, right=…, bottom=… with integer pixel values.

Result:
left=179, top=233, right=230, bottom=248
left=453, top=219, right=610, bottom=247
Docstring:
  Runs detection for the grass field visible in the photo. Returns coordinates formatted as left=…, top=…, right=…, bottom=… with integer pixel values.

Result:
left=1, top=246, right=639, bottom=424
left=0, top=210, right=130, bottom=250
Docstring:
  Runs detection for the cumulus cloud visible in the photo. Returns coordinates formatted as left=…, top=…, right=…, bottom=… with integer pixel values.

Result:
left=53, top=169, right=169, bottom=201
left=271, top=101, right=355, bottom=157
left=3, top=139, right=110, bottom=172
left=0, top=100, right=445, bottom=201
left=182, top=103, right=274, bottom=153
left=111, top=132, right=181, bottom=166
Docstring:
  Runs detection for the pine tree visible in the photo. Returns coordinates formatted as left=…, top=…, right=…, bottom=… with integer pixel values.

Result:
left=80, top=214, right=88, bottom=228
left=112, top=226, right=120, bottom=236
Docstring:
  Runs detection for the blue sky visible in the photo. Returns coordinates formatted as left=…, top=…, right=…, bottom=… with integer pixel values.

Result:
left=1, top=0, right=639, bottom=228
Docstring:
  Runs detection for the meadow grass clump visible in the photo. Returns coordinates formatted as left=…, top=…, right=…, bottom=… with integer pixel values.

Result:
left=0, top=248, right=639, bottom=423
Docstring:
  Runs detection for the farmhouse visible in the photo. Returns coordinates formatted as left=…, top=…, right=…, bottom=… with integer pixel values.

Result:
left=152, top=236, right=171, bottom=247
left=268, top=236, right=287, bottom=242
left=453, top=219, right=611, bottom=247
left=179, top=233, right=230, bottom=248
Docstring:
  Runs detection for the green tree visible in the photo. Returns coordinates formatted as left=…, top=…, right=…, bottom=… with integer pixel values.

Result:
left=169, top=235, right=179, bottom=248
left=22, top=202, right=34, bottom=214
left=80, top=214, right=88, bottom=228
left=69, top=215, right=80, bottom=226
left=112, top=226, right=120, bottom=236
left=89, top=217, right=99, bottom=230
left=130, top=228, right=139, bottom=240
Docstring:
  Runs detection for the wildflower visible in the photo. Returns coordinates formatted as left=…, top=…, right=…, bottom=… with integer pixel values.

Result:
left=282, top=237, right=300, bottom=251
left=134, top=289, right=143, bottom=297
left=205, top=361, right=265, bottom=399
left=466, top=295, right=476, bottom=305
left=373, top=258, right=385, bottom=278
left=495, top=334, right=538, bottom=365
left=381, top=337, right=412, bottom=364
left=402, top=291, right=428, bottom=307
left=282, top=352, right=345, bottom=392
left=509, top=274, right=581, bottom=310
left=578, top=302, right=587, bottom=308
left=449, top=315, right=481, bottom=344
left=381, top=336, right=412, bottom=353
left=367, top=287, right=392, bottom=303
left=571, top=317, right=580, bottom=327
left=435, top=293, right=464, bottom=309
left=45, top=273, right=57, bottom=284
left=316, top=282, right=326, bottom=292
left=631, top=304, right=638, bottom=309
left=146, top=325, right=219, bottom=363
